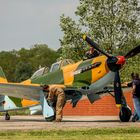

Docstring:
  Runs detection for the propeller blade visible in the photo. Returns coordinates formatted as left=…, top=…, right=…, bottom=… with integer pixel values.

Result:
left=83, top=35, right=111, bottom=58
left=125, top=44, right=140, bottom=59
left=114, top=71, right=122, bottom=107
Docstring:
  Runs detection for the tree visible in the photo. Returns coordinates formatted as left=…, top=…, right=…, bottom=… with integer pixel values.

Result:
left=60, top=0, right=140, bottom=56
left=60, top=15, right=85, bottom=60
left=75, top=0, right=140, bottom=55
left=14, top=61, right=33, bottom=82
left=0, top=51, right=18, bottom=81
left=28, top=44, right=59, bottom=70
left=60, top=0, right=140, bottom=81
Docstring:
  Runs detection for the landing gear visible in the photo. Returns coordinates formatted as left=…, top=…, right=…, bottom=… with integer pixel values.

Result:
left=119, top=106, right=132, bottom=122
left=45, top=115, right=55, bottom=122
left=5, top=112, right=10, bottom=120
left=45, top=107, right=56, bottom=122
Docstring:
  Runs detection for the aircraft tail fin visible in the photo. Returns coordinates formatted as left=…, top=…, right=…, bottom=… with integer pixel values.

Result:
left=0, top=67, right=8, bottom=83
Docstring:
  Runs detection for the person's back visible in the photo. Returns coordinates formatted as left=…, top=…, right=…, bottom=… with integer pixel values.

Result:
left=133, top=78, right=140, bottom=98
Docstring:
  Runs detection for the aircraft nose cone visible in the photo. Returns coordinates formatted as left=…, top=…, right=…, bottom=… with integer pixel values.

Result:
left=116, top=56, right=125, bottom=65
left=107, top=56, right=125, bottom=72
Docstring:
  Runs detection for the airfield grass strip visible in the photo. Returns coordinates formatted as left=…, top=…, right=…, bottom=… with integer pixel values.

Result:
left=0, top=128, right=140, bottom=140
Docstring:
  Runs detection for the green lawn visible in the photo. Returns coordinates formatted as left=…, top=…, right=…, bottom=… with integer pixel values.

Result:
left=0, top=128, right=140, bottom=140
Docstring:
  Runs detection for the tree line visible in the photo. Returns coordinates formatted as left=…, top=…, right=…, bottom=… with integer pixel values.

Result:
left=0, top=44, right=59, bottom=82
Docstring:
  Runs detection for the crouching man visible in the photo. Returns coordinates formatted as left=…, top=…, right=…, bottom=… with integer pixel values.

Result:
left=46, top=85, right=65, bottom=122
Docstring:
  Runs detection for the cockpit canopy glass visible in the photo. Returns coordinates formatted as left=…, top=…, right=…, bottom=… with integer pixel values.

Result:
left=31, top=67, right=49, bottom=79
left=31, top=59, right=74, bottom=79
left=50, top=59, right=74, bottom=72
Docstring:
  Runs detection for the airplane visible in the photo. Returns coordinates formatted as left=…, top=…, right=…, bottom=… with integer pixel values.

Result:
left=0, top=35, right=140, bottom=122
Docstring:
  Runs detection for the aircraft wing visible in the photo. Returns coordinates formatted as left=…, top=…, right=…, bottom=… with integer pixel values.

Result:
left=0, top=82, right=118, bottom=107
left=0, top=83, right=42, bottom=101
left=0, top=105, right=35, bottom=112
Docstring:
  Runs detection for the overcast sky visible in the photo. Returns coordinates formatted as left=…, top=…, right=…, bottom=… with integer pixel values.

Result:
left=0, top=0, right=79, bottom=51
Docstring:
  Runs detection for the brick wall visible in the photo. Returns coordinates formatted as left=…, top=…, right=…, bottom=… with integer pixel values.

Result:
left=63, top=90, right=134, bottom=116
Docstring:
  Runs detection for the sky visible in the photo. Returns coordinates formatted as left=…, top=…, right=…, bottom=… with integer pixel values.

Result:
left=0, top=0, right=79, bottom=51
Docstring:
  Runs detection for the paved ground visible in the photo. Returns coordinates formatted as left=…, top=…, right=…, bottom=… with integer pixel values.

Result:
left=0, top=115, right=140, bottom=131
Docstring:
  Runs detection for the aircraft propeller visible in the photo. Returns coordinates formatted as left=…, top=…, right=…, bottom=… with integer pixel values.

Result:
left=114, top=71, right=122, bottom=106
left=125, top=44, right=140, bottom=59
left=83, top=35, right=140, bottom=106
left=83, top=35, right=111, bottom=58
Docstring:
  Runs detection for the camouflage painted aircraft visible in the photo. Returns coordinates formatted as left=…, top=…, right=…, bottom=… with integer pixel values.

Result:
left=0, top=35, right=140, bottom=122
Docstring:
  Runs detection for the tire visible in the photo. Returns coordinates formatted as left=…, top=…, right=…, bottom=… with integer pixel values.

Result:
left=119, top=106, right=132, bottom=122
left=45, top=106, right=56, bottom=122
left=45, top=115, right=55, bottom=122
left=5, top=113, right=10, bottom=120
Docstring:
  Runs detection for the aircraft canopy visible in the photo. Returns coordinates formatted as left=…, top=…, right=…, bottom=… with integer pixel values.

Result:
left=31, top=59, right=74, bottom=79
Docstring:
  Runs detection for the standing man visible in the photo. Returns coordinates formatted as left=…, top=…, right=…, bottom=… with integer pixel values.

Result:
left=127, top=73, right=139, bottom=121
left=46, top=86, right=65, bottom=122
left=131, top=73, right=140, bottom=121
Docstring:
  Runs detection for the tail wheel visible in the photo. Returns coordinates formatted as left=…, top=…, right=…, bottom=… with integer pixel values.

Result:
left=5, top=112, right=10, bottom=120
left=119, top=106, right=132, bottom=122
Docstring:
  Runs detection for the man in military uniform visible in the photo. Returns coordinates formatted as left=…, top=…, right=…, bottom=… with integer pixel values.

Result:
left=46, top=86, right=65, bottom=122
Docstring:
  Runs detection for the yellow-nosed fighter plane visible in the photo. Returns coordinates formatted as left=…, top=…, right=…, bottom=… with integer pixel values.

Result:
left=0, top=35, right=140, bottom=122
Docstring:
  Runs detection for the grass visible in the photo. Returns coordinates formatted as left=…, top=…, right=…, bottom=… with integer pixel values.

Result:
left=0, top=109, right=30, bottom=116
left=0, top=128, right=140, bottom=140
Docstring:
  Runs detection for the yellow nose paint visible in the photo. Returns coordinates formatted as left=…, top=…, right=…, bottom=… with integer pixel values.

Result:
left=91, top=55, right=109, bottom=83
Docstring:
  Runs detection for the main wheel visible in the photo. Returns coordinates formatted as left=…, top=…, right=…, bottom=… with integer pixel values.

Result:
left=44, top=106, right=56, bottom=122
left=119, top=106, right=132, bottom=122
left=45, top=115, right=55, bottom=122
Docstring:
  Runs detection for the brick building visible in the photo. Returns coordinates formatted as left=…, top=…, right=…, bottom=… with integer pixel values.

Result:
left=63, top=89, right=134, bottom=116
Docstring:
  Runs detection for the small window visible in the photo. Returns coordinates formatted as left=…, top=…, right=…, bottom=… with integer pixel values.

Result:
left=43, top=67, right=49, bottom=75
left=31, top=68, right=45, bottom=79
left=67, top=59, right=74, bottom=64
left=61, top=59, right=74, bottom=67
left=50, top=63, right=60, bottom=72
left=61, top=60, right=69, bottom=67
